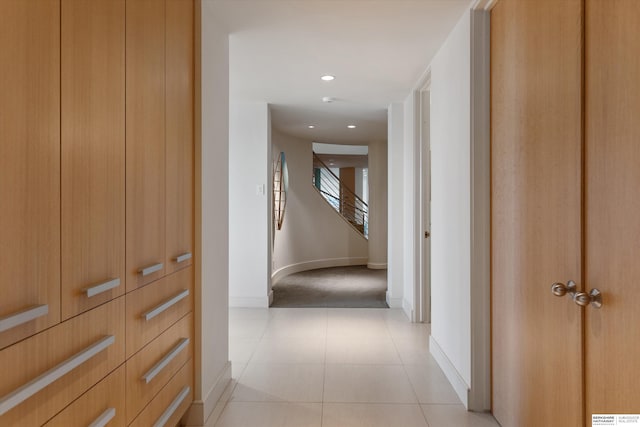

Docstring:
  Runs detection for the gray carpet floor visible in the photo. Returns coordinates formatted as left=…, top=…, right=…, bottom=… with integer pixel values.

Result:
left=271, top=265, right=389, bottom=308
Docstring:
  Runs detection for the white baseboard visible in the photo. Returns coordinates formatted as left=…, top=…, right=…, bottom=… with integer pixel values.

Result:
left=271, top=257, right=368, bottom=283
left=367, top=262, right=388, bottom=269
left=229, top=296, right=270, bottom=308
left=386, top=291, right=403, bottom=308
left=402, top=298, right=414, bottom=321
left=183, top=361, right=232, bottom=426
left=429, top=335, right=470, bottom=408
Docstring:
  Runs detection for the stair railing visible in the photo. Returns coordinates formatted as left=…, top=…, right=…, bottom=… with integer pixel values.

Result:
left=312, top=152, right=368, bottom=238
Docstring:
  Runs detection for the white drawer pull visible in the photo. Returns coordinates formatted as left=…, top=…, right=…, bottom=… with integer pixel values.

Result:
left=88, top=407, right=116, bottom=427
left=0, top=335, right=115, bottom=416
left=139, top=263, right=163, bottom=277
left=142, top=338, right=190, bottom=384
left=0, top=304, right=49, bottom=333
left=142, top=290, right=189, bottom=321
left=84, top=278, right=120, bottom=298
left=175, top=252, right=192, bottom=263
left=153, top=386, right=190, bottom=427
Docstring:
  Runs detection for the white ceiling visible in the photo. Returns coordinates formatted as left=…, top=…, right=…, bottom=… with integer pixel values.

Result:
left=207, top=0, right=470, bottom=145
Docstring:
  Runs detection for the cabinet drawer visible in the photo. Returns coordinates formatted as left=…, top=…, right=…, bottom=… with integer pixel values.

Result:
left=129, top=359, right=193, bottom=427
left=44, top=364, right=126, bottom=427
left=126, top=267, right=192, bottom=358
left=126, top=313, right=193, bottom=424
left=0, top=297, right=125, bottom=426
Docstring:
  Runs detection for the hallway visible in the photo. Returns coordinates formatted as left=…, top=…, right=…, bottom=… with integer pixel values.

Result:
left=271, top=266, right=388, bottom=308
left=208, top=308, right=499, bottom=427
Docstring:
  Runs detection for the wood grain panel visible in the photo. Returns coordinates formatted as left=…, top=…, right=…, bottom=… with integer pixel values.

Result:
left=491, top=1, right=584, bottom=426
left=61, top=0, right=126, bottom=320
left=166, top=0, right=194, bottom=275
left=0, top=0, right=61, bottom=350
left=585, top=0, right=640, bottom=415
left=0, top=298, right=125, bottom=426
left=125, top=267, right=193, bottom=359
left=129, top=359, right=193, bottom=427
left=44, top=365, right=126, bottom=427
left=126, top=313, right=193, bottom=424
left=126, top=0, right=166, bottom=290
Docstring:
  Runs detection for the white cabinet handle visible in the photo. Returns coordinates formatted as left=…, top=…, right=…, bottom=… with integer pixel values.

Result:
left=174, top=253, right=192, bottom=263
left=88, top=407, right=116, bottom=427
left=142, top=338, right=190, bottom=384
left=0, top=304, right=49, bottom=333
left=142, top=290, right=189, bottom=321
left=153, top=386, right=190, bottom=427
left=84, top=278, right=120, bottom=298
left=0, top=335, right=115, bottom=416
left=139, top=263, right=163, bottom=277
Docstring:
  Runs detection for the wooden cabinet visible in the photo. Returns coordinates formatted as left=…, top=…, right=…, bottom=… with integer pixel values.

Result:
left=126, top=0, right=167, bottom=291
left=166, top=0, right=195, bottom=275
left=126, top=313, right=193, bottom=423
left=0, top=1, right=195, bottom=424
left=0, top=298, right=125, bottom=426
left=492, top=0, right=640, bottom=425
left=0, top=0, right=61, bottom=350
left=129, top=360, right=194, bottom=427
left=61, top=0, right=126, bottom=320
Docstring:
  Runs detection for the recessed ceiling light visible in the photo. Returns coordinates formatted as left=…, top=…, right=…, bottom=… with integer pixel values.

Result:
left=308, top=125, right=315, bottom=129
left=321, top=75, right=335, bottom=81
left=347, top=125, right=356, bottom=129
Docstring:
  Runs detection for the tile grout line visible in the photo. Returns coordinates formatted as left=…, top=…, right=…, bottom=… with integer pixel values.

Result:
left=418, top=402, right=433, bottom=427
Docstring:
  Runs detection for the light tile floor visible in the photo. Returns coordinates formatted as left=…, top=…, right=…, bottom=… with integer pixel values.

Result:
left=208, top=308, right=500, bottom=427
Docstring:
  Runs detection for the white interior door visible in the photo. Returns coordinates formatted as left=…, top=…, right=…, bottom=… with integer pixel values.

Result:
left=420, top=88, right=431, bottom=323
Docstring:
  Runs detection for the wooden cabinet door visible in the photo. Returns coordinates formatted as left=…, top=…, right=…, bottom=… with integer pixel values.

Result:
left=585, top=0, right=640, bottom=416
left=61, top=0, right=126, bottom=320
left=165, top=0, right=194, bottom=275
left=0, top=0, right=61, bottom=349
left=491, top=1, right=584, bottom=426
left=126, top=0, right=166, bottom=291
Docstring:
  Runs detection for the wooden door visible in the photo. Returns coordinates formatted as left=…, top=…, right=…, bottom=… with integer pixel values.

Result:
left=126, top=0, right=166, bottom=290
left=165, top=0, right=194, bottom=275
left=491, top=1, right=584, bottom=426
left=0, top=0, right=61, bottom=349
left=61, top=0, right=126, bottom=319
left=585, top=0, right=640, bottom=416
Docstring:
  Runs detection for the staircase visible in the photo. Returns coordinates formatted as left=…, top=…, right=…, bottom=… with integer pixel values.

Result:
left=312, top=152, right=368, bottom=238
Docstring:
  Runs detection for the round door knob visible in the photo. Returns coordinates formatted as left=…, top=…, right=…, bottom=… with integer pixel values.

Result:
left=573, top=288, right=603, bottom=309
left=551, top=280, right=577, bottom=297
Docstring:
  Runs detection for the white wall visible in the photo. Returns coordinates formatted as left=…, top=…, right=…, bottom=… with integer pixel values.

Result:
left=187, top=2, right=230, bottom=424
left=228, top=102, right=272, bottom=307
left=272, top=130, right=368, bottom=280
left=367, top=140, right=388, bottom=269
left=387, top=103, right=404, bottom=308
left=429, top=8, right=472, bottom=406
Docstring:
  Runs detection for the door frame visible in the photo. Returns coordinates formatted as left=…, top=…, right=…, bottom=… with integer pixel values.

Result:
left=468, top=5, right=492, bottom=411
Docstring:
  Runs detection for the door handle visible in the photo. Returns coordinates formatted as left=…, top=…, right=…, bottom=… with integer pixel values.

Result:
left=573, top=288, right=603, bottom=309
left=551, top=280, right=577, bottom=298
left=424, top=231, right=430, bottom=238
